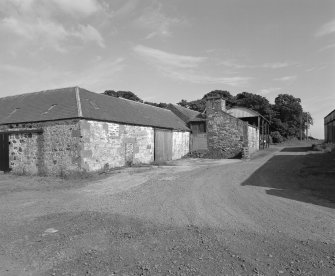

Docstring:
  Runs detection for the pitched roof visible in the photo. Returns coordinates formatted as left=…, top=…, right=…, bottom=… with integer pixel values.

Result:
left=168, top=104, right=206, bottom=123
left=0, top=87, right=189, bottom=131
left=227, top=106, right=269, bottom=123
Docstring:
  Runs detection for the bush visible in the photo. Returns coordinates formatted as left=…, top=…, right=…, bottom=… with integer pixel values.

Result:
left=270, top=131, right=284, bottom=143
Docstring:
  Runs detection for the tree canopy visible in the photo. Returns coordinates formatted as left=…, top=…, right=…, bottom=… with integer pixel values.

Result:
left=104, top=88, right=313, bottom=140
left=103, top=90, right=143, bottom=103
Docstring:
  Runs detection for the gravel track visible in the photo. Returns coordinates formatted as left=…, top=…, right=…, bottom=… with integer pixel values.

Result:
left=0, top=145, right=334, bottom=275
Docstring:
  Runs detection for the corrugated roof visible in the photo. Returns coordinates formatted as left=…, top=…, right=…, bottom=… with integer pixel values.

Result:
left=168, top=104, right=206, bottom=123
left=227, top=106, right=269, bottom=123
left=0, top=87, right=189, bottom=131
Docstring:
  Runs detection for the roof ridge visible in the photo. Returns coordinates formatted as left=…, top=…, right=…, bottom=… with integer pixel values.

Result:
left=86, top=90, right=174, bottom=113
left=75, top=86, right=83, bottom=117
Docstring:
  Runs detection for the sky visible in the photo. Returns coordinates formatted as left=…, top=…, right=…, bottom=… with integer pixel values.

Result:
left=0, top=0, right=334, bottom=138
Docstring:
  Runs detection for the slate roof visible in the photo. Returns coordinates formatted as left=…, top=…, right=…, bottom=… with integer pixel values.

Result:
left=0, top=87, right=189, bottom=131
left=168, top=104, right=206, bottom=123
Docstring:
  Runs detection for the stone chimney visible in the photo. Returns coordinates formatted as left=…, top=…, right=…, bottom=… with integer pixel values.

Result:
left=205, top=96, right=226, bottom=113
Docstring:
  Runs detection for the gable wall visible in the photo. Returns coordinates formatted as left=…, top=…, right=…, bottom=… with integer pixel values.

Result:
left=0, top=120, right=81, bottom=175
left=206, top=102, right=248, bottom=158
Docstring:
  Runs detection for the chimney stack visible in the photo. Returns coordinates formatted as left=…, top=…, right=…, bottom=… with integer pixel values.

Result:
left=205, top=96, right=226, bottom=113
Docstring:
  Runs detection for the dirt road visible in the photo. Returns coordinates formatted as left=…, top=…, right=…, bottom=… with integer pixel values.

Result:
left=0, top=145, right=334, bottom=275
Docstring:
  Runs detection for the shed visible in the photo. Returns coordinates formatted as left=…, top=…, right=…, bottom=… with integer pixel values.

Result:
left=227, top=106, right=270, bottom=150
left=324, top=109, right=335, bottom=143
left=0, top=87, right=190, bottom=175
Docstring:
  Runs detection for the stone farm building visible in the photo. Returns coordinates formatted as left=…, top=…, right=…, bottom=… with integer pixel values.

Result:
left=169, top=96, right=270, bottom=157
left=0, top=87, right=190, bottom=175
left=324, top=109, right=335, bottom=143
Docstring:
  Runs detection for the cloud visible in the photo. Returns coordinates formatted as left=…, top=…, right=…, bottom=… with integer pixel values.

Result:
left=51, top=0, right=101, bottom=16
left=305, top=65, right=327, bottom=72
left=134, top=45, right=206, bottom=68
left=221, top=60, right=292, bottom=69
left=134, top=4, right=182, bottom=39
left=73, top=24, right=105, bottom=48
left=318, top=43, right=335, bottom=52
left=133, top=45, right=251, bottom=86
left=1, top=17, right=105, bottom=51
left=316, top=19, right=335, bottom=36
left=274, top=76, right=297, bottom=82
left=3, top=0, right=101, bottom=16
left=169, top=72, right=252, bottom=86
left=0, top=57, right=125, bottom=94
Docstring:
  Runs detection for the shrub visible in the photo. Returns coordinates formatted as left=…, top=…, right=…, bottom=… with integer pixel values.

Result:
left=270, top=131, right=284, bottom=143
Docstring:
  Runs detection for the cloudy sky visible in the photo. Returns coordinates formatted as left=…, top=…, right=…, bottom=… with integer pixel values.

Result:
left=0, top=0, right=334, bottom=138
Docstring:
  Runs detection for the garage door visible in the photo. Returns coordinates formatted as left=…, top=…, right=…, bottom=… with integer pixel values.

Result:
left=154, top=129, right=172, bottom=162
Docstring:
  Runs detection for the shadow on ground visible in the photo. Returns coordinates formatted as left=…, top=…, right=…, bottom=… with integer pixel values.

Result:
left=280, top=147, right=311, bottom=152
left=242, top=147, right=335, bottom=208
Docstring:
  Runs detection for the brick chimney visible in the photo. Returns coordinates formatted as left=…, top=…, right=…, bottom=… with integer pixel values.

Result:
left=205, top=96, right=226, bottom=113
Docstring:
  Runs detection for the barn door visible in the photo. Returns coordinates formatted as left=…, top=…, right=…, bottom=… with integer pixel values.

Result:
left=0, top=134, right=9, bottom=172
left=154, top=129, right=172, bottom=162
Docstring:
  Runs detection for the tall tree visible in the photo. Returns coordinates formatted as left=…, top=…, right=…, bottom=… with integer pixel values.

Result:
left=272, top=94, right=303, bottom=138
left=233, top=92, right=273, bottom=120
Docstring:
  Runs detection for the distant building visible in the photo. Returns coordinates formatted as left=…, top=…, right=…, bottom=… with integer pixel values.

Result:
left=324, top=109, right=335, bottom=143
left=0, top=87, right=190, bottom=175
left=169, top=96, right=270, bottom=157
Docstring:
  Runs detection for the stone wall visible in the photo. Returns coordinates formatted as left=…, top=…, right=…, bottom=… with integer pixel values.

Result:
left=206, top=100, right=248, bottom=158
left=0, top=118, right=189, bottom=175
left=80, top=120, right=154, bottom=171
left=172, top=131, right=190, bottom=160
left=247, top=125, right=259, bottom=154
left=0, top=120, right=81, bottom=175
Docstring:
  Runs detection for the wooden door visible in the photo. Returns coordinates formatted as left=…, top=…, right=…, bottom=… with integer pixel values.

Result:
left=0, top=134, right=9, bottom=172
left=154, top=129, right=172, bottom=162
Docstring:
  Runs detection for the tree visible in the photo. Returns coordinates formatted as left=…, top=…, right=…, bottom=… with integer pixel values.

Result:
left=177, top=90, right=234, bottom=112
left=272, top=94, right=303, bottom=138
left=144, top=101, right=168, bottom=109
left=103, top=90, right=143, bottom=102
left=202, top=90, right=235, bottom=107
left=233, top=92, right=273, bottom=120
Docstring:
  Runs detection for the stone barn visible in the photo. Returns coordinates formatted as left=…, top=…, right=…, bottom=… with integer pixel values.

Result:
left=169, top=96, right=269, bottom=158
left=0, top=87, right=190, bottom=175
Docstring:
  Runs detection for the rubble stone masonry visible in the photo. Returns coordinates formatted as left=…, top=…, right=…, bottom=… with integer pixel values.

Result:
left=80, top=120, right=154, bottom=171
left=206, top=100, right=248, bottom=158
left=0, top=119, right=190, bottom=175
left=0, top=120, right=81, bottom=175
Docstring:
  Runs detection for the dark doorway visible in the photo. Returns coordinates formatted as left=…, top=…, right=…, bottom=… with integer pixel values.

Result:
left=0, top=134, right=9, bottom=172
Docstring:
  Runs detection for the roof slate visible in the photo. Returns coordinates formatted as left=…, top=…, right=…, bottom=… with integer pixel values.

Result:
left=0, top=87, right=189, bottom=131
left=168, top=104, right=206, bottom=123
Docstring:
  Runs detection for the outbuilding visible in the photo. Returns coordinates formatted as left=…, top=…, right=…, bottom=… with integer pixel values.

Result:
left=0, top=87, right=190, bottom=175
left=169, top=96, right=269, bottom=157
left=324, top=109, right=335, bottom=143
